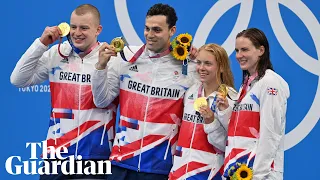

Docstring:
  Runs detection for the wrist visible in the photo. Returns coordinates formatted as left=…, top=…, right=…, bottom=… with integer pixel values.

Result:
left=204, top=116, right=215, bottom=124
left=96, top=63, right=107, bottom=70
left=39, top=37, right=50, bottom=46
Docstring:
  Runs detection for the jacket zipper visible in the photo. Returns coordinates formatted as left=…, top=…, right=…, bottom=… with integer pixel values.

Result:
left=137, top=62, right=158, bottom=172
left=184, top=119, right=197, bottom=179
left=74, top=58, right=83, bottom=159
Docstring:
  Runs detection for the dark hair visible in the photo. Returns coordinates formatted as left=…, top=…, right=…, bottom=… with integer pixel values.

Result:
left=74, top=4, right=100, bottom=25
left=146, top=3, right=178, bottom=29
left=236, top=28, right=274, bottom=83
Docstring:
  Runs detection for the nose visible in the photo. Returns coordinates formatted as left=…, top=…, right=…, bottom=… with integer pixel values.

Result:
left=74, top=27, right=82, bottom=36
left=236, top=51, right=243, bottom=60
left=147, top=30, right=155, bottom=38
left=197, top=63, right=205, bottom=71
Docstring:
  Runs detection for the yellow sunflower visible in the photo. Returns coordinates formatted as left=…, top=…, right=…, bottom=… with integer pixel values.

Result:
left=171, top=45, right=188, bottom=61
left=233, top=164, right=253, bottom=180
left=176, top=33, right=192, bottom=47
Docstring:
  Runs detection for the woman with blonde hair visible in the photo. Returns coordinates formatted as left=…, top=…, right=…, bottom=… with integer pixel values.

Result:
left=169, top=43, right=237, bottom=180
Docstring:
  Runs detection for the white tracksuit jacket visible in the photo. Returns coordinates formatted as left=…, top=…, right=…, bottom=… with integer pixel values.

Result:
left=223, top=69, right=290, bottom=180
left=91, top=45, right=198, bottom=174
left=169, top=82, right=237, bottom=180
left=10, top=38, right=118, bottom=160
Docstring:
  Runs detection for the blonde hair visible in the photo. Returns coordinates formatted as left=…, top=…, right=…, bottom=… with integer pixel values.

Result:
left=198, top=43, right=235, bottom=89
left=74, top=4, right=100, bottom=25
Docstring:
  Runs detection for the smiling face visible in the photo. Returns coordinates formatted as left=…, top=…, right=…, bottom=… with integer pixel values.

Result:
left=196, top=49, right=219, bottom=84
left=144, top=15, right=175, bottom=53
left=235, top=36, right=265, bottom=75
left=69, top=12, right=102, bottom=51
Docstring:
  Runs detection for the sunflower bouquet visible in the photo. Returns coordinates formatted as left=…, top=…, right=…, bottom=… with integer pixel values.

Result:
left=228, top=163, right=253, bottom=180
left=170, top=33, right=193, bottom=61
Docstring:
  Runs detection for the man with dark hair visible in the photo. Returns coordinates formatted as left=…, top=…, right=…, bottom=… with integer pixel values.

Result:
left=146, top=3, right=178, bottom=29
left=11, top=4, right=117, bottom=179
left=92, top=3, right=198, bottom=180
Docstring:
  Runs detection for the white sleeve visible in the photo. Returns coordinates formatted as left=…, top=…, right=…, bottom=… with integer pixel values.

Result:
left=217, top=87, right=238, bottom=131
left=216, top=87, right=237, bottom=130
left=91, top=57, right=121, bottom=108
left=204, top=88, right=238, bottom=152
left=10, top=38, right=50, bottom=87
left=216, top=98, right=234, bottom=130
left=252, top=80, right=285, bottom=179
left=204, top=119, right=227, bottom=152
left=186, top=61, right=200, bottom=85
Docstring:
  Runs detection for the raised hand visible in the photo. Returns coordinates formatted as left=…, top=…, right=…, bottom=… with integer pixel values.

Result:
left=199, top=105, right=215, bottom=124
left=189, top=46, right=198, bottom=60
left=39, top=26, right=62, bottom=46
left=216, top=92, right=230, bottom=111
left=96, top=43, right=117, bottom=70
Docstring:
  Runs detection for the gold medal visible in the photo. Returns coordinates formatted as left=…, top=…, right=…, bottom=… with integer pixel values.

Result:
left=110, top=37, right=125, bottom=52
left=58, top=22, right=70, bottom=37
left=193, top=97, right=208, bottom=111
left=218, top=84, right=228, bottom=98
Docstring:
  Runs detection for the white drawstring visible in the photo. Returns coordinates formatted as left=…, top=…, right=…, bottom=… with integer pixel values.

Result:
left=52, top=111, right=57, bottom=145
left=164, top=124, right=177, bottom=160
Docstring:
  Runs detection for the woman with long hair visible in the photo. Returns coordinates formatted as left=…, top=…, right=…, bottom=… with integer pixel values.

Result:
left=170, top=43, right=237, bottom=180
left=223, top=28, right=290, bottom=180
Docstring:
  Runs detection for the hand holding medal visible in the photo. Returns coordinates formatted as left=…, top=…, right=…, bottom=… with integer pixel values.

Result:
left=193, top=97, right=208, bottom=112
left=96, top=36, right=131, bottom=70
left=40, top=22, right=68, bottom=46
left=218, top=84, right=228, bottom=99
left=109, top=37, right=135, bottom=62
left=96, top=42, right=117, bottom=70
left=56, top=22, right=71, bottom=59
left=194, top=97, right=215, bottom=124
left=110, top=37, right=125, bottom=52
left=216, top=84, right=230, bottom=111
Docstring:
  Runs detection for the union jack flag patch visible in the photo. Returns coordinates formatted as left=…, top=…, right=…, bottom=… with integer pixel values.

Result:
left=267, top=87, right=278, bottom=95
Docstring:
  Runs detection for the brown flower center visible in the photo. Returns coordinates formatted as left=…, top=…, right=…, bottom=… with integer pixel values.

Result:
left=181, top=37, right=189, bottom=43
left=240, top=171, right=248, bottom=178
left=177, top=47, right=185, bottom=56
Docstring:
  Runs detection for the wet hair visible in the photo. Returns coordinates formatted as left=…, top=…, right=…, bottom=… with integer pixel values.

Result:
left=146, top=3, right=178, bottom=28
left=236, top=28, right=274, bottom=83
left=74, top=4, right=100, bottom=25
left=198, top=43, right=235, bottom=89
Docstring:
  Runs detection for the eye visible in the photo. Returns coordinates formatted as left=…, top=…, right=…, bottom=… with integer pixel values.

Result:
left=154, top=28, right=161, bottom=33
